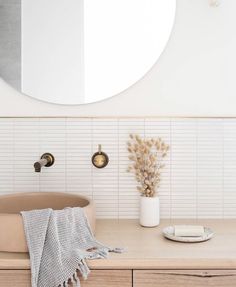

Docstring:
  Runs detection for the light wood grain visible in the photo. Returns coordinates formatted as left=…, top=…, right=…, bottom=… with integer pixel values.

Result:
left=80, top=270, right=132, bottom=287
left=2, top=219, right=236, bottom=270
left=134, top=270, right=236, bottom=287
left=88, top=219, right=236, bottom=269
left=0, top=270, right=31, bottom=287
left=0, top=270, right=132, bottom=287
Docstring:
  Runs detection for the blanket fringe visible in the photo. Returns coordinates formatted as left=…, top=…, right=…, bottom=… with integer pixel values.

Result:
left=77, top=258, right=90, bottom=279
left=110, top=247, right=126, bottom=253
left=58, top=247, right=125, bottom=287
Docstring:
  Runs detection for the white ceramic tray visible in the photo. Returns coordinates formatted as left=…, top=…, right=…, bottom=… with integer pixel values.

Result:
left=163, top=226, right=214, bottom=243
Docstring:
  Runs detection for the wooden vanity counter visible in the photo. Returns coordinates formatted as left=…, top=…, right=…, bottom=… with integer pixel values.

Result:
left=0, top=219, right=236, bottom=270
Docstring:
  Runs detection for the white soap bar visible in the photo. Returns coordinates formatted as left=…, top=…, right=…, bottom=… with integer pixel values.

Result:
left=174, top=225, right=205, bottom=237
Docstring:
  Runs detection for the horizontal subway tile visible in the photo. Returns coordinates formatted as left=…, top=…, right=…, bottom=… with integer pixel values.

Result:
left=0, top=117, right=235, bottom=219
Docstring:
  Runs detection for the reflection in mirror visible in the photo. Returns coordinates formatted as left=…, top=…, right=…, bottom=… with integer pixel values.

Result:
left=0, top=0, right=176, bottom=105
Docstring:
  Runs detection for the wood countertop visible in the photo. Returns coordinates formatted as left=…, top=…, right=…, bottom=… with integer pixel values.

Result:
left=0, top=219, right=236, bottom=270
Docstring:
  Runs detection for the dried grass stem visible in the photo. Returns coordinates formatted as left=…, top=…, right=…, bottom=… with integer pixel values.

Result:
left=127, top=134, right=169, bottom=197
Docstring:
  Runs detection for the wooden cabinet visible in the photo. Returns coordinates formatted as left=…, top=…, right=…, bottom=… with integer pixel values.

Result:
left=133, top=270, right=236, bottom=287
left=0, top=269, right=132, bottom=287
left=2, top=269, right=236, bottom=287
left=0, top=270, right=31, bottom=287
left=80, top=270, right=132, bottom=287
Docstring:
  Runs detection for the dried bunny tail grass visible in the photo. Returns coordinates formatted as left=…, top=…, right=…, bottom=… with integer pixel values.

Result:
left=127, top=133, right=169, bottom=197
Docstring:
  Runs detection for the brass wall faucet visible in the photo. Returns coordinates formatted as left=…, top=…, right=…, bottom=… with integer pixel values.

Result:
left=34, top=153, right=55, bottom=172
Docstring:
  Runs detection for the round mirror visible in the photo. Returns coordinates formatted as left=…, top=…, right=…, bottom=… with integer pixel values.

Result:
left=0, top=0, right=176, bottom=105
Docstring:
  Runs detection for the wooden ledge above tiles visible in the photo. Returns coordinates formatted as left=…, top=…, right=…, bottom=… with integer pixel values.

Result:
left=1, top=219, right=236, bottom=270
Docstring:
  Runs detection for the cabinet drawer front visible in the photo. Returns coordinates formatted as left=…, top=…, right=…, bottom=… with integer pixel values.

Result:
left=80, top=270, right=132, bottom=287
left=0, top=270, right=31, bottom=287
left=134, top=270, right=236, bottom=287
left=0, top=270, right=132, bottom=287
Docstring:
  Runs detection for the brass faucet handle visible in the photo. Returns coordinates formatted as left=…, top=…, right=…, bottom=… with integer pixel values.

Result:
left=41, top=153, right=55, bottom=167
left=92, top=145, right=109, bottom=169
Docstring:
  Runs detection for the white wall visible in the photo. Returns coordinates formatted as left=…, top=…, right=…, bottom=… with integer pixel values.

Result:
left=0, top=0, right=236, bottom=116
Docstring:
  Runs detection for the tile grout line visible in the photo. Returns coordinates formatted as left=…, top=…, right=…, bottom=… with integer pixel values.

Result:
left=37, top=118, right=40, bottom=192
left=12, top=119, right=15, bottom=194
left=144, top=118, right=146, bottom=219
left=39, top=118, right=41, bottom=192
left=196, top=119, right=199, bottom=220
left=169, top=118, right=172, bottom=220
left=91, top=118, right=94, bottom=207
left=65, top=118, right=68, bottom=193
left=118, top=118, right=120, bottom=220
left=222, top=119, right=225, bottom=219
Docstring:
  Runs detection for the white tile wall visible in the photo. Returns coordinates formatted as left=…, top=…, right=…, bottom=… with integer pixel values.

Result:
left=0, top=117, right=236, bottom=219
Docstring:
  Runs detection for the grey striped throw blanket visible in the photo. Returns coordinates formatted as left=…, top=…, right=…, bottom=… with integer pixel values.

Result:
left=21, top=207, right=122, bottom=287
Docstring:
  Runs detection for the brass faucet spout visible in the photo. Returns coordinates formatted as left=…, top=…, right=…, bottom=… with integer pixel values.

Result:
left=34, top=153, right=55, bottom=172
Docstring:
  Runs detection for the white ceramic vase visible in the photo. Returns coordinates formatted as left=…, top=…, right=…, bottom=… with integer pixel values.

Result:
left=139, top=196, right=160, bottom=227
